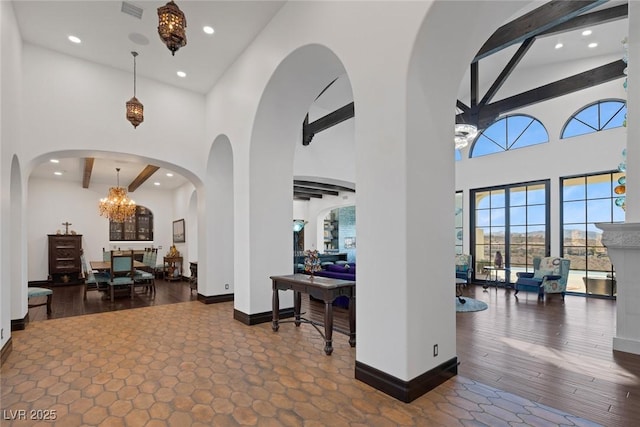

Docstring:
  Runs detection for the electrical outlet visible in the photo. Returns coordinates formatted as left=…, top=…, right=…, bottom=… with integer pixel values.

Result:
left=225, top=284, right=229, bottom=290
left=433, top=344, right=438, bottom=357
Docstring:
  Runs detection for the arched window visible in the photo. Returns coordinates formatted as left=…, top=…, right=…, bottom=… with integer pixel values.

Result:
left=109, top=206, right=154, bottom=241
left=470, top=114, right=548, bottom=158
left=561, top=99, right=626, bottom=139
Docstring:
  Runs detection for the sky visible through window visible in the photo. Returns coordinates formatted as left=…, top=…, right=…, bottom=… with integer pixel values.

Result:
left=471, top=115, right=548, bottom=157
left=562, top=100, right=626, bottom=139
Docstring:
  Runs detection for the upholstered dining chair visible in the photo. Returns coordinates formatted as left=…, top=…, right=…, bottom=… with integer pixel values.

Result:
left=134, top=248, right=156, bottom=296
left=515, top=257, right=571, bottom=301
left=455, top=254, right=473, bottom=284
left=109, top=250, right=135, bottom=302
left=80, top=252, right=109, bottom=300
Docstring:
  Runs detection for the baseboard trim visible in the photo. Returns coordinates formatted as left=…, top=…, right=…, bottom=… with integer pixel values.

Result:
left=233, top=308, right=295, bottom=326
left=11, top=314, right=29, bottom=331
left=197, top=293, right=234, bottom=304
left=0, top=337, right=13, bottom=366
left=355, top=357, right=458, bottom=403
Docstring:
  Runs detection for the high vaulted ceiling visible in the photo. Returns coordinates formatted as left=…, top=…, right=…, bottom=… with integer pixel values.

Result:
left=20, top=1, right=630, bottom=192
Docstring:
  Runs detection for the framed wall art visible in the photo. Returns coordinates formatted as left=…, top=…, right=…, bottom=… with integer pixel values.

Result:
left=173, top=219, right=185, bottom=243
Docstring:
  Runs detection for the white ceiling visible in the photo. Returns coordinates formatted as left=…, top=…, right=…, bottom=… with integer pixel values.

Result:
left=15, top=1, right=629, bottom=191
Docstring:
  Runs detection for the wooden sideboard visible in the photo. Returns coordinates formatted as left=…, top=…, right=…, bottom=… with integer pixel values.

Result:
left=164, top=256, right=183, bottom=281
left=48, top=234, right=83, bottom=285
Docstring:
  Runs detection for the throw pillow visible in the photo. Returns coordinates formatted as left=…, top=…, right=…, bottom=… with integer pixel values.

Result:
left=534, top=269, right=554, bottom=280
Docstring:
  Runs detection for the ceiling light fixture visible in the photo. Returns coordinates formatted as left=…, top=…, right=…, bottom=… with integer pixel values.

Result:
left=68, top=35, right=81, bottom=44
left=454, top=123, right=478, bottom=149
left=166, top=173, right=174, bottom=177
left=177, top=71, right=186, bottom=78
left=588, top=42, right=598, bottom=48
left=582, top=29, right=592, bottom=36
left=158, top=1, right=187, bottom=56
left=203, top=26, right=214, bottom=35
left=555, top=42, right=563, bottom=49
left=54, top=171, right=63, bottom=176
left=126, top=51, right=144, bottom=128
left=50, top=159, right=60, bottom=163
left=99, top=168, right=136, bottom=223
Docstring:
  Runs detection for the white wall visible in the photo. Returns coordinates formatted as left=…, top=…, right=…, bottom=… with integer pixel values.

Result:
left=1, top=0, right=24, bottom=349
left=27, top=177, right=178, bottom=281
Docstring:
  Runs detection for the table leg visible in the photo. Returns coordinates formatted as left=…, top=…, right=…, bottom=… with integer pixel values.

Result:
left=46, top=294, right=52, bottom=315
left=324, top=301, right=334, bottom=355
left=294, top=291, right=301, bottom=327
left=348, top=296, right=356, bottom=347
left=272, top=286, right=280, bottom=332
left=110, top=285, right=114, bottom=303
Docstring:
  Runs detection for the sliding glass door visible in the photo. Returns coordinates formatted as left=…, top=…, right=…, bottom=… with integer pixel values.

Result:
left=471, top=181, right=549, bottom=284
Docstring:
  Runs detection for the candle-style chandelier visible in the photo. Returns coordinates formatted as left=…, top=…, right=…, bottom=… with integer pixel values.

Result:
left=126, top=51, right=144, bottom=128
left=99, top=168, right=137, bottom=223
left=157, top=1, right=187, bottom=56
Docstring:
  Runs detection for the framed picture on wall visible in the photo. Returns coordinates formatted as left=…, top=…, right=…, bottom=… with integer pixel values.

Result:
left=173, top=219, right=185, bottom=243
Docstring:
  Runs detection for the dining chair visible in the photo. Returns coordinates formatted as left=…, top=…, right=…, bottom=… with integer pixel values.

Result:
left=80, top=252, right=109, bottom=300
left=134, top=248, right=156, bottom=296
left=109, top=250, right=135, bottom=302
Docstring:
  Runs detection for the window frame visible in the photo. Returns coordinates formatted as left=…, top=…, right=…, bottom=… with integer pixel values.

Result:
left=109, top=206, right=154, bottom=242
left=470, top=114, right=549, bottom=158
left=560, top=99, right=627, bottom=139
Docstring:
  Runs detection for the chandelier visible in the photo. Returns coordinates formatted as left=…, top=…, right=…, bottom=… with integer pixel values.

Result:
left=158, top=1, right=187, bottom=56
left=454, top=123, right=478, bottom=149
left=99, top=168, right=137, bottom=222
left=126, top=52, right=144, bottom=128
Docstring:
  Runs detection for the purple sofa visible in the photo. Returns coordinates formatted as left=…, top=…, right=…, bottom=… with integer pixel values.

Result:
left=314, top=264, right=355, bottom=308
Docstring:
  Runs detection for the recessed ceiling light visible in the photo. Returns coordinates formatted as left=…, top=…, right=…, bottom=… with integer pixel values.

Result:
left=50, top=159, right=60, bottom=163
left=582, top=30, right=592, bottom=36
left=203, top=26, right=215, bottom=35
left=166, top=173, right=174, bottom=177
left=588, top=42, right=598, bottom=48
left=177, top=71, right=186, bottom=78
left=54, top=171, right=63, bottom=176
left=68, top=35, right=81, bottom=44
left=555, top=42, right=563, bottom=49
left=154, top=182, right=161, bottom=186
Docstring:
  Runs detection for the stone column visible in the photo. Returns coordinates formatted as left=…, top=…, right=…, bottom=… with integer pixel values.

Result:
left=596, top=223, right=640, bottom=355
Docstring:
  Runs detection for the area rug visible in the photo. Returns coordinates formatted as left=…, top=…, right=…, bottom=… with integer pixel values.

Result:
left=456, top=297, right=488, bottom=312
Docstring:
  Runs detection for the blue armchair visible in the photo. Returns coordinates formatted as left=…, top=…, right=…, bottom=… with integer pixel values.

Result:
left=515, top=257, right=571, bottom=301
left=455, top=254, right=473, bottom=284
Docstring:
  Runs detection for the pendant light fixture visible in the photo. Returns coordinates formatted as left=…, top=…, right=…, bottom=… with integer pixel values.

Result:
left=126, top=51, right=144, bottom=128
left=99, top=168, right=137, bottom=222
left=157, top=1, right=187, bottom=56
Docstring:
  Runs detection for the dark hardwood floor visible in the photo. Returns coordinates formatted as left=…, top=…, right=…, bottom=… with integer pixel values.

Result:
left=27, top=278, right=197, bottom=322
left=27, top=280, right=640, bottom=426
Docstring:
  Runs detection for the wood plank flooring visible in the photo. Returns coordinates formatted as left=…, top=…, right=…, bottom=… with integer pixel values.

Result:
left=26, top=280, right=640, bottom=426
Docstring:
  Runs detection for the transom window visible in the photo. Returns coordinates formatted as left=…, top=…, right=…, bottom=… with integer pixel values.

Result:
left=470, top=114, right=548, bottom=157
left=561, top=99, right=626, bottom=139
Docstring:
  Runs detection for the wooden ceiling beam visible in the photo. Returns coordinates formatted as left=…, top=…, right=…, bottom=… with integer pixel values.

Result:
left=82, top=157, right=94, bottom=189
left=294, top=186, right=339, bottom=197
left=474, top=0, right=607, bottom=62
left=302, top=102, right=355, bottom=146
left=538, top=3, right=628, bottom=37
left=294, top=180, right=355, bottom=193
left=293, top=191, right=323, bottom=199
left=476, top=60, right=626, bottom=128
left=128, top=165, right=160, bottom=192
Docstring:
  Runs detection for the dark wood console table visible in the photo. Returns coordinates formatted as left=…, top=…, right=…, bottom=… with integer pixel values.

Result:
left=270, top=274, right=355, bottom=355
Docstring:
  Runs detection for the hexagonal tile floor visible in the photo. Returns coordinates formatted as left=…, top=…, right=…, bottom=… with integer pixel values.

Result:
left=1, top=301, right=602, bottom=426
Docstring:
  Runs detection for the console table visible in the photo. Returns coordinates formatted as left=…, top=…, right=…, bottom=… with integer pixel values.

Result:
left=270, top=274, right=355, bottom=355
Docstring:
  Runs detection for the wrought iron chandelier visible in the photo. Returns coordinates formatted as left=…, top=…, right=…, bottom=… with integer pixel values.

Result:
left=126, top=52, right=144, bottom=128
left=99, top=168, right=137, bottom=223
left=157, top=1, right=187, bottom=56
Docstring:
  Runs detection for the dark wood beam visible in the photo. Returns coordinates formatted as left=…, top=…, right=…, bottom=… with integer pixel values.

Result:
left=82, top=157, right=94, bottom=189
left=476, top=60, right=626, bottom=128
left=479, top=37, right=535, bottom=107
left=294, top=196, right=311, bottom=201
left=293, top=191, right=323, bottom=199
left=128, top=165, right=160, bottom=192
left=538, top=3, right=628, bottom=37
left=456, top=100, right=470, bottom=113
left=294, top=186, right=339, bottom=197
left=302, top=102, right=355, bottom=146
left=474, top=0, right=607, bottom=62
left=470, top=62, right=479, bottom=108
left=294, top=180, right=355, bottom=193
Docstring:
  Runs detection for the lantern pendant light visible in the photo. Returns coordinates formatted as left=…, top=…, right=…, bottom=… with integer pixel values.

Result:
left=126, top=51, right=143, bottom=128
left=157, top=1, right=187, bottom=56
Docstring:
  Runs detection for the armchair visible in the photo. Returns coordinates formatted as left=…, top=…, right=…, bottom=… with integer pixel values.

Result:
left=455, top=254, right=473, bottom=284
left=515, top=257, right=571, bottom=301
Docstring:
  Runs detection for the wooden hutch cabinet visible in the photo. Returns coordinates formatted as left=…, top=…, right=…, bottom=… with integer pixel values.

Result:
left=48, top=234, right=83, bottom=285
